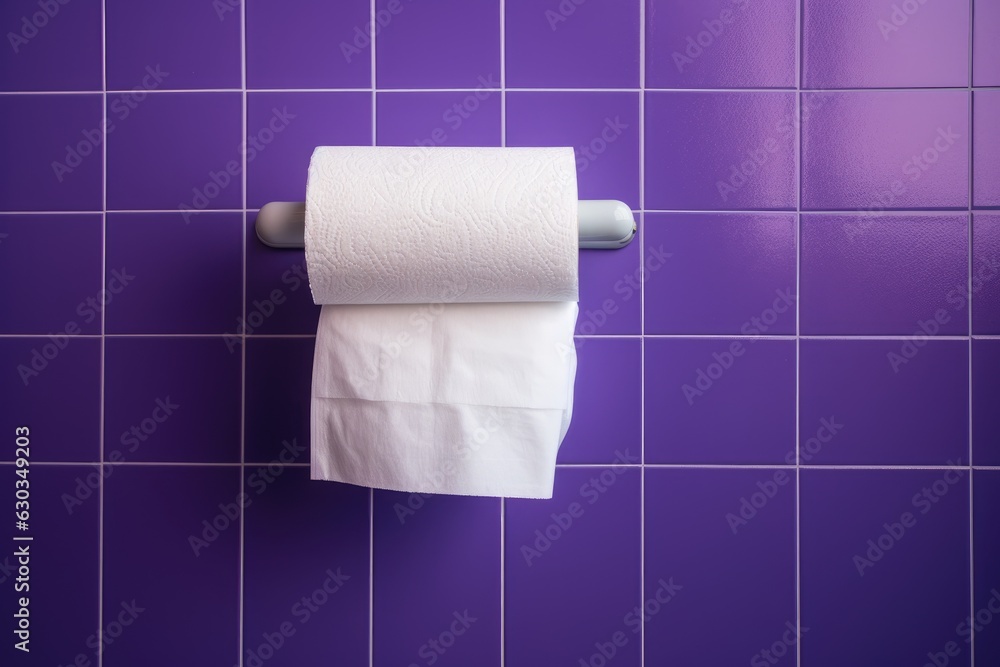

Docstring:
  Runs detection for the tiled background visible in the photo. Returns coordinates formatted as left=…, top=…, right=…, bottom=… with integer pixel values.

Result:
left=1, top=0, right=998, bottom=665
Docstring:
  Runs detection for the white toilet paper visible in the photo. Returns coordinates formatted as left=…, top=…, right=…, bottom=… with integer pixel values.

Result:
left=305, top=146, right=579, bottom=499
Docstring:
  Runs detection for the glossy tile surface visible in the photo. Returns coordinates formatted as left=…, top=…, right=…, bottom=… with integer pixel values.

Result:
left=801, top=469, right=970, bottom=667
left=975, top=90, right=1000, bottom=207
left=507, top=0, right=640, bottom=88
left=801, top=91, right=969, bottom=210
left=106, top=0, right=241, bottom=90
left=645, top=91, right=797, bottom=210
left=645, top=0, right=796, bottom=89
left=105, top=212, right=242, bottom=334
left=803, top=0, right=969, bottom=88
left=799, top=340, right=968, bottom=465
left=645, top=468, right=796, bottom=665
left=644, top=212, right=796, bottom=334
left=800, top=214, right=969, bottom=335
left=0, top=214, right=103, bottom=334
left=645, top=339, right=796, bottom=464
left=973, top=213, right=1000, bottom=334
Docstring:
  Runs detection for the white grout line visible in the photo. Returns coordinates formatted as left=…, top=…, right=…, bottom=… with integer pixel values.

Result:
left=638, top=0, right=646, bottom=663
left=795, top=2, right=803, bottom=665
left=98, top=0, right=107, bottom=664
left=238, top=0, right=248, bottom=663
left=5, top=85, right=1000, bottom=95
left=967, top=2, right=976, bottom=663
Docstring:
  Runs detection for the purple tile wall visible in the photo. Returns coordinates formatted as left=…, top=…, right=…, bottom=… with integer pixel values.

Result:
left=1, top=1, right=997, bottom=665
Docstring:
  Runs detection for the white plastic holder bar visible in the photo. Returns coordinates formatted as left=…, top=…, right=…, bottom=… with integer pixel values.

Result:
left=255, top=200, right=636, bottom=250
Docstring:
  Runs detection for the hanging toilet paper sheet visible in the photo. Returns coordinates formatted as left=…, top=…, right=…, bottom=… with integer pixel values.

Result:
left=305, top=146, right=578, bottom=499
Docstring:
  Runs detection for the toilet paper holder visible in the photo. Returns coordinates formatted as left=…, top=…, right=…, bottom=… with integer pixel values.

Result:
left=255, top=200, right=636, bottom=250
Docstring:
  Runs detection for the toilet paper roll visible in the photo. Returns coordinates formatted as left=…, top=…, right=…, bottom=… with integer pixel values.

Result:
left=304, top=146, right=579, bottom=305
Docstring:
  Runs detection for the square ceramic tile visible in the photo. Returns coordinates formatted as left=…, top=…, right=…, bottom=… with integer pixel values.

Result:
left=0, top=214, right=102, bottom=334
left=576, top=221, right=642, bottom=335
left=801, top=214, right=969, bottom=335
left=246, top=0, right=371, bottom=89
left=106, top=92, right=243, bottom=210
left=102, top=466, right=241, bottom=667
left=505, top=467, right=641, bottom=667
left=245, top=337, right=314, bottom=463
left=974, top=90, right=1000, bottom=208
left=975, top=0, right=1000, bottom=86
left=0, top=0, right=102, bottom=91
left=373, top=492, right=501, bottom=667
left=973, top=340, right=1000, bottom=465
left=559, top=337, right=641, bottom=464
left=800, top=469, right=970, bottom=667
left=243, top=469, right=370, bottom=665
left=803, top=0, right=969, bottom=88
left=0, top=466, right=99, bottom=664
left=974, top=470, right=1000, bottom=664
left=506, top=92, right=640, bottom=208
left=799, top=340, right=968, bottom=465
left=0, top=337, right=100, bottom=462
left=376, top=91, right=501, bottom=147
left=645, top=338, right=796, bottom=464
left=644, top=91, right=797, bottom=211
left=645, top=0, right=796, bottom=89
left=506, top=0, right=639, bottom=88
left=104, top=337, right=241, bottom=463
left=801, top=91, right=969, bottom=210
left=973, top=213, right=1000, bottom=334
left=0, top=94, right=103, bottom=211
left=644, top=469, right=796, bottom=665
left=105, top=213, right=242, bottom=334
left=246, top=91, right=371, bottom=208
left=245, top=216, right=320, bottom=334
left=644, top=213, right=796, bottom=335
left=106, top=0, right=241, bottom=90
left=374, top=0, right=500, bottom=89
